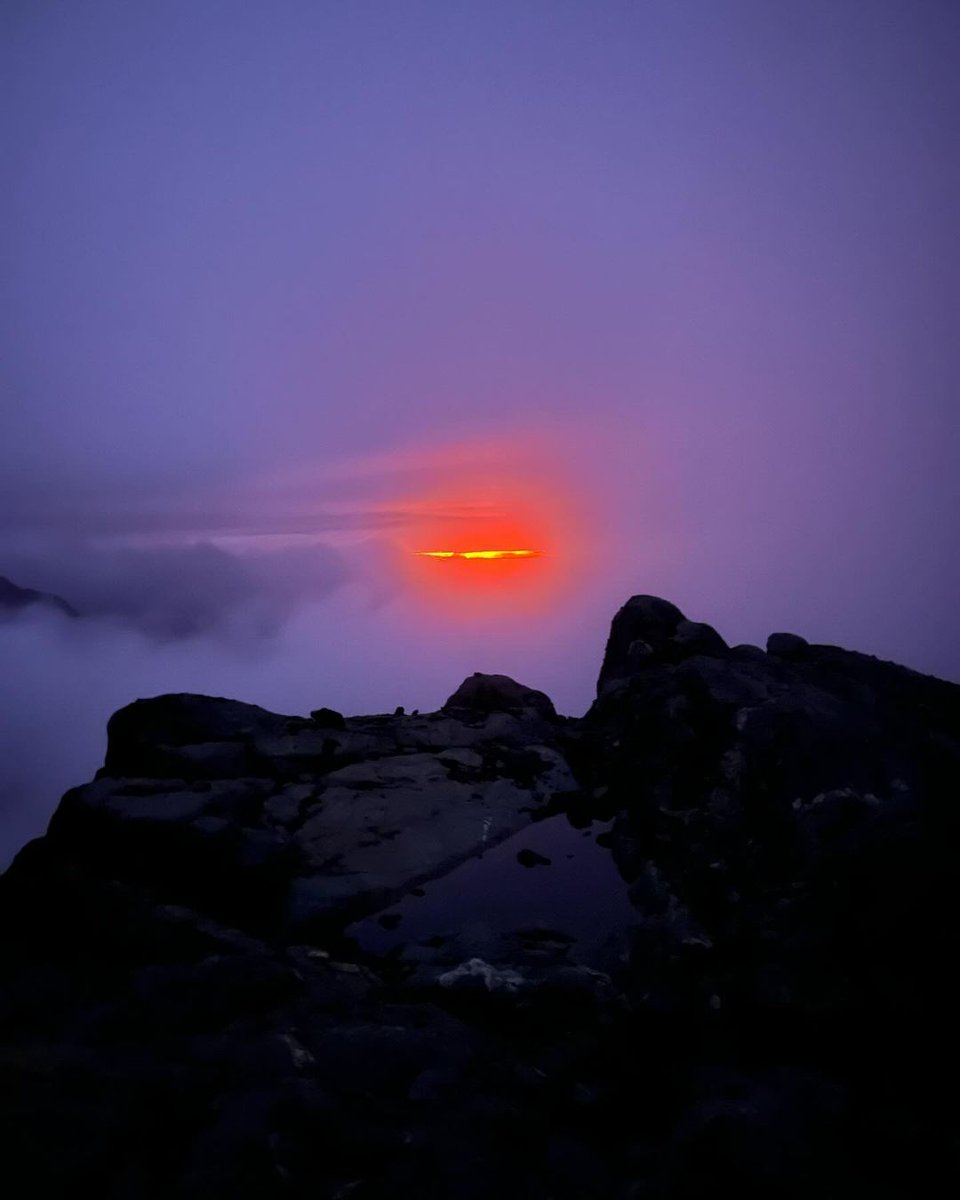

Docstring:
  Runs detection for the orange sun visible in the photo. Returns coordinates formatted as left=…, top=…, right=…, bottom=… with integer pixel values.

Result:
left=406, top=517, right=558, bottom=615
left=415, top=548, right=543, bottom=560
left=395, top=449, right=587, bottom=614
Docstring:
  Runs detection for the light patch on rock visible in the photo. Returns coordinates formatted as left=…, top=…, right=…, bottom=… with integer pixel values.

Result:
left=438, top=958, right=526, bottom=993
left=279, top=1033, right=315, bottom=1070
left=437, top=748, right=484, bottom=769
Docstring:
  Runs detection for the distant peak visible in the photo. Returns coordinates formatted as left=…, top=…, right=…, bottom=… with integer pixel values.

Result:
left=0, top=574, right=78, bottom=619
left=442, top=673, right=557, bottom=719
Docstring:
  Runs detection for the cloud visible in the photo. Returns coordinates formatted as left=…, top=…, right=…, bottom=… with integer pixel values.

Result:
left=0, top=538, right=354, bottom=640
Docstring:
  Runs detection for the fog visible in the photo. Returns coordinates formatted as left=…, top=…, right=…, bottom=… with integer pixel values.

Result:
left=2, top=1, right=958, bottom=863
left=0, top=539, right=356, bottom=638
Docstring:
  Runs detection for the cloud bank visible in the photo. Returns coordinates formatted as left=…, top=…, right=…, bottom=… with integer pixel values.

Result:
left=0, top=538, right=353, bottom=640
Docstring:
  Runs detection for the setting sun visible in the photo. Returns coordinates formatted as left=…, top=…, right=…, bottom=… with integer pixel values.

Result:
left=392, top=445, right=589, bottom=614
left=415, top=549, right=543, bottom=560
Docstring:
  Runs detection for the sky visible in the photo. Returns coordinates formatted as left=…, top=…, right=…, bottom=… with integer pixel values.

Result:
left=1, top=0, right=958, bottom=861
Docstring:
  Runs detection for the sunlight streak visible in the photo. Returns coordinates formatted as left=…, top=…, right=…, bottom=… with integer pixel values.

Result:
left=415, top=549, right=543, bottom=560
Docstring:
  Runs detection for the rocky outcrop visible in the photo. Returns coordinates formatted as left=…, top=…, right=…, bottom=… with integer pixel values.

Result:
left=442, top=672, right=558, bottom=720
left=1, top=598, right=957, bottom=1198
left=46, top=690, right=579, bottom=937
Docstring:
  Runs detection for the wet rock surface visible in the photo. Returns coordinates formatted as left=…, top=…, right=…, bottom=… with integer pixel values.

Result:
left=1, top=600, right=958, bottom=1197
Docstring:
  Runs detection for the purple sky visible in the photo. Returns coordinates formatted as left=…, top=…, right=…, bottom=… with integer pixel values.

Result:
left=1, top=1, right=958, bottom=857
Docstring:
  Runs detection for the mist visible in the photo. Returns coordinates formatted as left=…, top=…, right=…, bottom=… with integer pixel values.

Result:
left=2, top=1, right=958, bottom=864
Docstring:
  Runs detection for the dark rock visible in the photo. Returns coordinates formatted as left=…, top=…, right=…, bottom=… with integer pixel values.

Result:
left=516, top=848, right=552, bottom=868
left=309, top=706, right=347, bottom=730
left=767, top=630, right=810, bottom=659
left=103, top=693, right=289, bottom=778
left=443, top=673, right=557, bottom=720
left=671, top=619, right=730, bottom=658
left=597, top=595, right=687, bottom=692
left=597, top=596, right=731, bottom=691
left=130, top=952, right=303, bottom=1033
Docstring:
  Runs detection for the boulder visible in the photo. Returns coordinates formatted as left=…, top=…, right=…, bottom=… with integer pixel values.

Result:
left=671, top=619, right=730, bottom=658
left=309, top=707, right=346, bottom=729
left=597, top=595, right=686, bottom=690
left=596, top=596, right=729, bottom=692
left=767, top=630, right=810, bottom=659
left=442, top=673, right=557, bottom=720
left=103, top=694, right=292, bottom=778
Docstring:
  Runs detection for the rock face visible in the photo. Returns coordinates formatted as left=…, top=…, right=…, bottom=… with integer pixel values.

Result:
left=1, top=601, right=958, bottom=1199
left=50, top=690, right=578, bottom=936
left=596, top=594, right=729, bottom=693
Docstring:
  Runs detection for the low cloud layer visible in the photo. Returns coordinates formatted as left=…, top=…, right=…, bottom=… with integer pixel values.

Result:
left=0, top=538, right=354, bottom=639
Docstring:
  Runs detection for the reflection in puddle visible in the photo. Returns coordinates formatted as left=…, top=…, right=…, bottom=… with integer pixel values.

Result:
left=348, top=815, right=638, bottom=969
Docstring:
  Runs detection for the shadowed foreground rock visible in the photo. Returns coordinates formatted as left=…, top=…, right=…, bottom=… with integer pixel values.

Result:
left=1, top=595, right=958, bottom=1198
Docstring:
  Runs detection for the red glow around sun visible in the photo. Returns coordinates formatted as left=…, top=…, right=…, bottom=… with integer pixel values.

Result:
left=396, top=471, right=581, bottom=616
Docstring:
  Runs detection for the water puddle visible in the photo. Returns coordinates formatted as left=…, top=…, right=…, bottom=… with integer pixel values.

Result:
left=347, top=814, right=639, bottom=969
